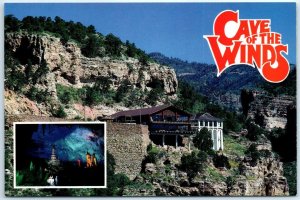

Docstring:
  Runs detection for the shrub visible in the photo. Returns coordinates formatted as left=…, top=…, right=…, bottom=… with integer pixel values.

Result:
left=164, top=164, right=172, bottom=175
left=81, top=34, right=103, bottom=58
left=269, top=124, right=296, bottom=162
left=56, top=84, right=84, bottom=104
left=213, top=153, right=231, bottom=169
left=52, top=105, right=67, bottom=118
left=115, top=79, right=131, bottom=103
left=5, top=15, right=21, bottom=32
left=180, top=151, right=207, bottom=180
left=83, top=86, right=102, bottom=106
left=238, top=162, right=246, bottom=175
left=254, top=110, right=266, bottom=127
left=59, top=89, right=73, bottom=104
left=193, top=128, right=213, bottom=152
left=259, top=149, right=272, bottom=158
left=146, top=143, right=153, bottom=152
left=223, top=135, right=246, bottom=157
left=5, top=50, right=26, bottom=91
left=104, top=33, right=122, bottom=57
left=25, top=59, right=34, bottom=81
left=245, top=144, right=260, bottom=166
left=144, top=143, right=160, bottom=164
left=32, top=60, right=49, bottom=84
left=73, top=116, right=83, bottom=120
left=127, top=63, right=134, bottom=74
left=94, top=76, right=112, bottom=93
left=112, top=173, right=131, bottom=195
left=206, top=166, right=225, bottom=182
left=283, top=161, right=296, bottom=195
left=125, top=41, right=137, bottom=58
left=245, top=120, right=264, bottom=141
left=139, top=54, right=150, bottom=66
left=173, top=80, right=208, bottom=114
left=226, top=176, right=236, bottom=194
left=124, top=88, right=144, bottom=107
left=223, top=112, right=243, bottom=132
left=145, top=89, right=161, bottom=106
left=26, top=87, right=50, bottom=103
left=81, top=77, right=114, bottom=106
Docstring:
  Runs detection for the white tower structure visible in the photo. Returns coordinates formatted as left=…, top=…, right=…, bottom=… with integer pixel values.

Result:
left=191, top=113, right=224, bottom=151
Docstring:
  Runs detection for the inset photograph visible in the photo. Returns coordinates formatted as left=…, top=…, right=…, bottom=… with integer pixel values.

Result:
left=14, top=122, right=106, bottom=188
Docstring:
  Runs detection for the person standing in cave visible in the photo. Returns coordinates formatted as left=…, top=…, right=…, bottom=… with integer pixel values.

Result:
left=91, top=153, right=97, bottom=167
left=77, top=157, right=81, bottom=168
left=54, top=176, right=58, bottom=186
left=86, top=152, right=92, bottom=168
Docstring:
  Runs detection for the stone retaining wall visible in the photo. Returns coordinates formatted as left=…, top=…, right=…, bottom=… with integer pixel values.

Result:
left=107, top=122, right=150, bottom=180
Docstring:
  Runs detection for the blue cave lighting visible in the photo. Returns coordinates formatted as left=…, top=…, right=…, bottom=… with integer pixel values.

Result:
left=29, top=124, right=104, bottom=162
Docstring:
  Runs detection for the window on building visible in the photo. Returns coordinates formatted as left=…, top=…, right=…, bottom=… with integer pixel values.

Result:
left=152, top=114, right=163, bottom=121
left=178, top=115, right=188, bottom=122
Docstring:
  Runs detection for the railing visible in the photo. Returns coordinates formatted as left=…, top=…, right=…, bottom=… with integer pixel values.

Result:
left=192, top=125, right=223, bottom=129
left=150, top=130, right=197, bottom=135
left=150, top=116, right=190, bottom=124
left=151, top=121, right=191, bottom=125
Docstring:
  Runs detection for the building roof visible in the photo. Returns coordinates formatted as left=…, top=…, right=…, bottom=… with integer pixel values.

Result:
left=110, top=104, right=191, bottom=119
left=191, top=113, right=223, bottom=122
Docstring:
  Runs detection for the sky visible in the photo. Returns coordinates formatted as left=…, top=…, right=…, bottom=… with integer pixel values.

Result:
left=5, top=3, right=296, bottom=64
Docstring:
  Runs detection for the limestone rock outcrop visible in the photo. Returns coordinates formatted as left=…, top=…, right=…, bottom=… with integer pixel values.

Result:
left=5, top=32, right=178, bottom=98
left=231, top=157, right=289, bottom=196
left=248, top=91, right=295, bottom=130
left=5, top=90, right=43, bottom=116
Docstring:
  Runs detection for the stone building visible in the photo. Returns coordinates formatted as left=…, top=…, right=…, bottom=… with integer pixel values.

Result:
left=191, top=113, right=224, bottom=151
left=110, top=105, right=197, bottom=148
left=110, top=105, right=224, bottom=151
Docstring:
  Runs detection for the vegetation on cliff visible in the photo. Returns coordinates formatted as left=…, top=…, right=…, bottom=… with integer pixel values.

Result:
left=135, top=133, right=288, bottom=196
left=239, top=88, right=297, bottom=195
left=5, top=15, right=153, bottom=63
left=173, top=80, right=245, bottom=134
left=5, top=15, right=172, bottom=114
left=149, top=52, right=264, bottom=111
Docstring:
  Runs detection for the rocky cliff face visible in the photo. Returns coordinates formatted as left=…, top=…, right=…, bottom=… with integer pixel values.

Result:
left=5, top=90, right=41, bottom=116
left=5, top=89, right=131, bottom=120
left=124, top=145, right=289, bottom=196
left=230, top=157, right=289, bottom=196
left=5, top=32, right=178, bottom=100
left=248, top=91, right=295, bottom=130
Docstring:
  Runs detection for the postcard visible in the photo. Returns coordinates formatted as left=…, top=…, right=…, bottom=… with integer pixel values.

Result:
left=4, top=2, right=296, bottom=197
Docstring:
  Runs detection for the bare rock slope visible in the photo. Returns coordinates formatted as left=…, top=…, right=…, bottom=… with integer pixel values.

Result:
left=248, top=92, right=295, bottom=130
